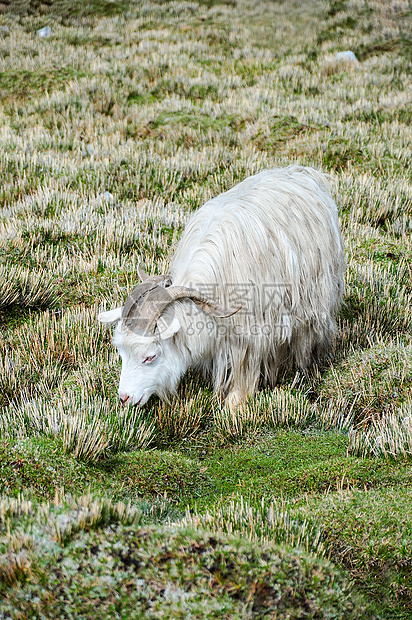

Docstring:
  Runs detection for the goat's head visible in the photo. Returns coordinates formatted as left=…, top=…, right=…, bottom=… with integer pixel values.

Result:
left=98, top=265, right=240, bottom=406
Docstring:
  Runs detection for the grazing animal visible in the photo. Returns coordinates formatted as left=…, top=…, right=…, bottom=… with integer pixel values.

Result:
left=98, top=165, right=345, bottom=409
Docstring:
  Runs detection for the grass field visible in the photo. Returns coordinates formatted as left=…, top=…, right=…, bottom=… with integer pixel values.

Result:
left=1, top=0, right=412, bottom=617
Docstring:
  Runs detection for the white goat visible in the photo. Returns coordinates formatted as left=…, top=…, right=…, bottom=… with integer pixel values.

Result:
left=98, top=165, right=345, bottom=409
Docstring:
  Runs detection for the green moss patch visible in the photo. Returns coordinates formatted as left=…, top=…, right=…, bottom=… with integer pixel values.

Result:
left=300, top=486, right=412, bottom=616
left=98, top=450, right=209, bottom=504
left=185, top=430, right=412, bottom=510
left=0, top=436, right=102, bottom=499
left=252, top=115, right=318, bottom=154
left=0, top=68, right=85, bottom=100
left=0, top=437, right=208, bottom=507
left=0, top=494, right=371, bottom=619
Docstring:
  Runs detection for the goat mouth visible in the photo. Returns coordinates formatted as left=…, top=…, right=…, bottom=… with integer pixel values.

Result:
left=133, top=390, right=151, bottom=407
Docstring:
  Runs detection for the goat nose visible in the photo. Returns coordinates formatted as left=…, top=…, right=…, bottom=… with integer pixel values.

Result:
left=119, top=394, right=130, bottom=405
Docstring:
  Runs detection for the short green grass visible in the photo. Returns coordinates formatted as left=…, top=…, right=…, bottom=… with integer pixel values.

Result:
left=1, top=0, right=412, bottom=617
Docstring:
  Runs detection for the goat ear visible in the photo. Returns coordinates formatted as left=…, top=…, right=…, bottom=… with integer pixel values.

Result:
left=158, top=317, right=181, bottom=340
left=98, top=307, right=123, bottom=324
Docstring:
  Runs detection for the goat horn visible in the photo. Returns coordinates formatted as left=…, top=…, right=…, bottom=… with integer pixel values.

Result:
left=122, top=275, right=172, bottom=325
left=137, top=263, right=150, bottom=281
left=122, top=285, right=241, bottom=335
left=166, top=287, right=241, bottom=318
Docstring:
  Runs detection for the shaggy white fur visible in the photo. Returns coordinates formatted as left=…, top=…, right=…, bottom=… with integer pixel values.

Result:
left=99, top=165, right=345, bottom=409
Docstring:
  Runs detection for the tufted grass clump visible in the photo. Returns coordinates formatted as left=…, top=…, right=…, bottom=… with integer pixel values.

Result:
left=213, top=401, right=266, bottom=443
left=9, top=306, right=110, bottom=369
left=153, top=375, right=215, bottom=442
left=1, top=393, right=155, bottom=462
left=2, top=0, right=142, bottom=20
left=0, top=344, right=65, bottom=408
left=214, top=388, right=316, bottom=443
left=181, top=495, right=327, bottom=558
left=341, top=257, right=412, bottom=346
left=319, top=342, right=412, bottom=425
left=0, top=263, right=58, bottom=311
left=348, top=398, right=412, bottom=459
left=264, top=388, right=318, bottom=429
left=0, top=307, right=112, bottom=406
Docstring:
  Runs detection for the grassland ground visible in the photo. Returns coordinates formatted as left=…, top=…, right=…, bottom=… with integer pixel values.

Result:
left=0, top=0, right=412, bottom=617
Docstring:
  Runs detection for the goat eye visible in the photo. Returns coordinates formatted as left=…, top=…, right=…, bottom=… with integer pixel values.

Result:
left=143, top=355, right=156, bottom=364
